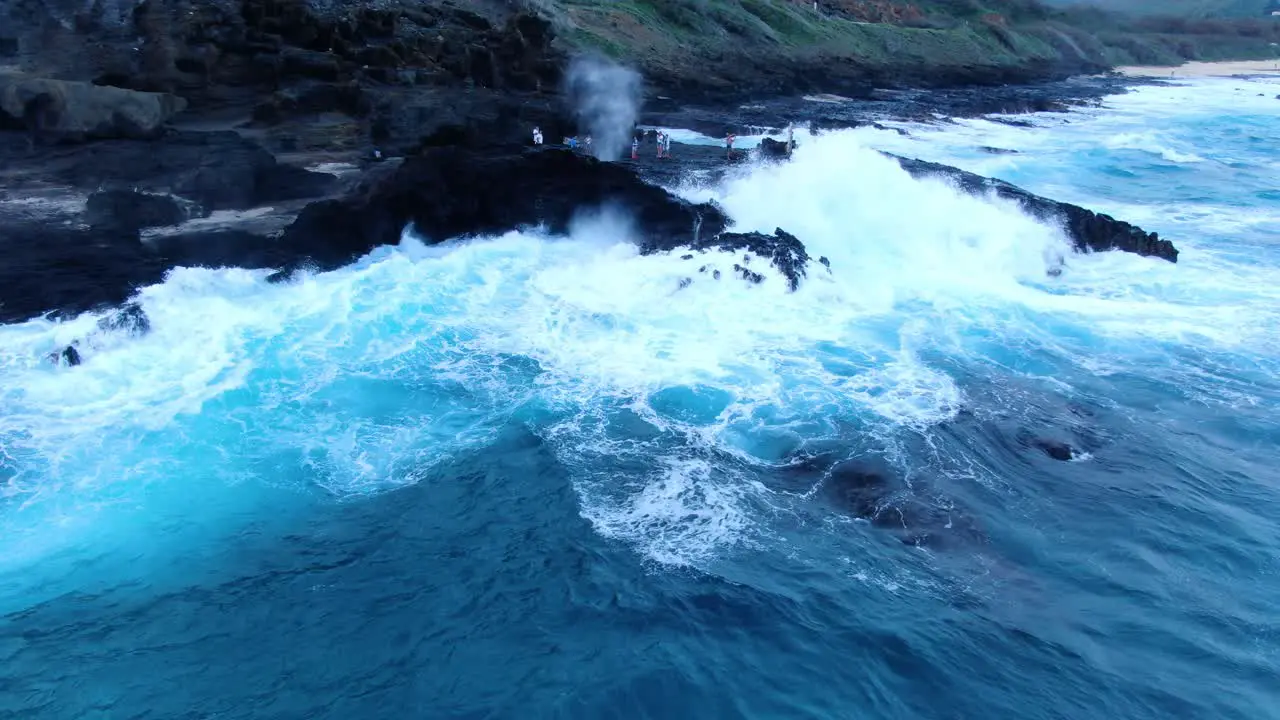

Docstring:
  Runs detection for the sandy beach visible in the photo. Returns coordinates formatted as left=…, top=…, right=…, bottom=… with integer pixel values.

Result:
left=1118, top=59, right=1280, bottom=78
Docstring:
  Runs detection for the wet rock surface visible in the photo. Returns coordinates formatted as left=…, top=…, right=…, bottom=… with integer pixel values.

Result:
left=277, top=146, right=730, bottom=277
left=85, top=190, right=191, bottom=233
left=0, top=2, right=1179, bottom=329
left=892, top=155, right=1179, bottom=262
left=653, top=228, right=811, bottom=292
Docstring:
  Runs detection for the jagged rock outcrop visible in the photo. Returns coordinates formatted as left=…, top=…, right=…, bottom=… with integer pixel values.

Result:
left=658, top=228, right=812, bottom=292
left=757, top=137, right=793, bottom=159
left=46, top=130, right=337, bottom=211
left=891, top=154, right=1179, bottom=262
left=279, top=148, right=829, bottom=291
left=85, top=190, right=191, bottom=233
left=0, top=78, right=187, bottom=141
left=277, top=147, right=732, bottom=276
left=98, top=302, right=153, bottom=336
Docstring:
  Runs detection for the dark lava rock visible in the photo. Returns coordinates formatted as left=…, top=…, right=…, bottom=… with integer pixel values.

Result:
left=891, top=154, right=1179, bottom=262
left=279, top=147, right=729, bottom=275
left=60, top=345, right=81, bottom=366
left=252, top=81, right=371, bottom=124
left=1030, top=438, right=1076, bottom=462
left=1, top=221, right=152, bottom=324
left=0, top=220, right=277, bottom=324
left=980, top=146, right=1019, bottom=155
left=819, top=459, right=985, bottom=551
left=6, top=144, right=822, bottom=321
left=370, top=88, right=576, bottom=156
left=733, top=264, right=765, bottom=284
left=757, top=137, right=793, bottom=159
left=85, top=190, right=188, bottom=233
left=145, top=229, right=283, bottom=269
left=45, top=131, right=337, bottom=211
left=97, top=302, right=152, bottom=336
left=660, top=228, right=810, bottom=291
left=823, top=460, right=905, bottom=520
left=0, top=78, right=186, bottom=142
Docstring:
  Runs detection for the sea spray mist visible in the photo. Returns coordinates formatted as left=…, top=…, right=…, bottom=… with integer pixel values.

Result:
left=563, top=54, right=642, bottom=161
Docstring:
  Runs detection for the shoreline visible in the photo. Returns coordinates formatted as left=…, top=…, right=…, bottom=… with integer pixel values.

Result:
left=1117, top=59, right=1280, bottom=78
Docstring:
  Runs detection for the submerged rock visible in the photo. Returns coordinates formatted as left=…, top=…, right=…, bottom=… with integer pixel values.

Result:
left=1029, top=437, right=1077, bottom=462
left=774, top=449, right=986, bottom=551
left=818, top=459, right=986, bottom=551
left=822, top=460, right=904, bottom=519
left=891, top=154, right=1179, bottom=262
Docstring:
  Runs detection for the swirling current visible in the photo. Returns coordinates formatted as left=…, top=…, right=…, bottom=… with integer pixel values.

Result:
left=1, top=77, right=1278, bottom=719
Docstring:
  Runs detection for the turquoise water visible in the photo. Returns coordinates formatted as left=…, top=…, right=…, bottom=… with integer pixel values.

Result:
left=2, top=77, right=1278, bottom=719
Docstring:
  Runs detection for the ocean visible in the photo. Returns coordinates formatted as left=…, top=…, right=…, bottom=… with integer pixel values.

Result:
left=1, top=76, right=1277, bottom=719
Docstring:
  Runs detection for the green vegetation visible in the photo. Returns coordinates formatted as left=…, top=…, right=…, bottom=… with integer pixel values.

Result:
left=523, top=0, right=1280, bottom=90
left=1042, top=0, right=1276, bottom=19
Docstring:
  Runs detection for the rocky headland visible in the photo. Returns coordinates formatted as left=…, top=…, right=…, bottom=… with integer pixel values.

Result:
left=0, top=0, right=1190, bottom=329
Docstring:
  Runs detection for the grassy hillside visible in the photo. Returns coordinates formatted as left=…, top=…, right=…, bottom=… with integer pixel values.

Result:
left=554, top=0, right=1062, bottom=66
left=1042, top=0, right=1277, bottom=18
left=525, top=0, right=1280, bottom=91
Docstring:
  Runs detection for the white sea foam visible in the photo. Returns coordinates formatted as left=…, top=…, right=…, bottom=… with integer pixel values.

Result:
left=577, top=456, right=762, bottom=567
left=2, top=79, right=1278, bottom=570
left=1103, top=131, right=1205, bottom=163
left=306, top=162, right=361, bottom=176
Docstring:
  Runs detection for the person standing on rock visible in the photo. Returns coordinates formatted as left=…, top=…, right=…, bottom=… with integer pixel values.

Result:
left=632, top=136, right=639, bottom=160
left=532, top=127, right=543, bottom=145
left=656, top=132, right=666, bottom=159
left=585, top=135, right=592, bottom=153
left=726, top=132, right=736, bottom=159
left=663, top=133, right=672, bottom=159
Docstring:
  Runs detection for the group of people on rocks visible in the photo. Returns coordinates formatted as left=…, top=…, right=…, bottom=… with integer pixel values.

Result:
left=531, top=127, right=593, bottom=154
left=530, top=124, right=799, bottom=162
left=632, top=130, right=673, bottom=160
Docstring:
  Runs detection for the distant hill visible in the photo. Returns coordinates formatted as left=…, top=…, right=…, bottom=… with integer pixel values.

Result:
left=1041, top=0, right=1277, bottom=18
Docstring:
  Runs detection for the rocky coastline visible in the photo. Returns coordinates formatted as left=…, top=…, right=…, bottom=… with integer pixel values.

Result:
left=0, top=0, right=1181, bottom=335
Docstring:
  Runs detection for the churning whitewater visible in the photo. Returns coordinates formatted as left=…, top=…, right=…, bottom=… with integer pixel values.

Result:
left=1, top=77, right=1278, bottom=720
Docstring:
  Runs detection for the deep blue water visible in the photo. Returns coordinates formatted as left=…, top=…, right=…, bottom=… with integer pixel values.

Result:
left=2, top=77, right=1279, bottom=719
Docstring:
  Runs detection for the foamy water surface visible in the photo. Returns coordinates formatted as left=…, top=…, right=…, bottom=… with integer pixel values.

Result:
left=1, top=77, right=1278, bottom=719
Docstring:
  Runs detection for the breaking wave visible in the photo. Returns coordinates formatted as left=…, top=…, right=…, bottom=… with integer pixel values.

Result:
left=1, top=75, right=1278, bottom=720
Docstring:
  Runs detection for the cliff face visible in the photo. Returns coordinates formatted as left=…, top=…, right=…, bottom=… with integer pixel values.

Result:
left=0, top=0, right=1149, bottom=111
left=2, top=0, right=1274, bottom=114
left=0, top=1, right=563, bottom=106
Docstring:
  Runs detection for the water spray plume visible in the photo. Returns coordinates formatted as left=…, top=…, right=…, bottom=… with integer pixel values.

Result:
left=563, top=54, right=642, bottom=161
